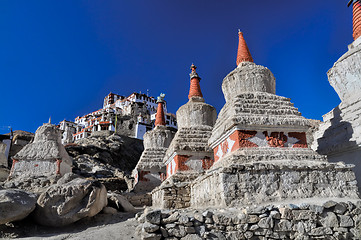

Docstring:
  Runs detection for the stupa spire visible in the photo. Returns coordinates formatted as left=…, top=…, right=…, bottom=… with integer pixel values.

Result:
left=350, top=0, right=361, bottom=40
left=188, top=64, right=203, bottom=99
left=236, top=30, right=253, bottom=66
left=154, top=93, right=166, bottom=126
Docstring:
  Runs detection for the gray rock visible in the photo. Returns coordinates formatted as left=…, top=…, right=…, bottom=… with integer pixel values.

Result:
left=202, top=210, right=213, bottom=218
left=205, top=217, right=213, bottom=224
left=33, top=178, right=107, bottom=227
left=143, top=222, right=160, bottom=233
left=145, top=210, right=162, bottom=225
left=249, top=224, right=259, bottom=230
left=277, top=219, right=293, bottom=231
left=292, top=210, right=315, bottom=220
left=334, top=202, right=347, bottom=215
left=279, top=207, right=293, bottom=219
left=57, top=172, right=81, bottom=185
left=309, top=204, right=324, bottom=214
left=141, top=231, right=162, bottom=240
left=162, top=212, right=179, bottom=224
left=0, top=189, right=37, bottom=225
left=195, top=225, right=206, bottom=236
left=194, top=212, right=204, bottom=222
left=165, top=223, right=176, bottom=229
left=160, top=227, right=168, bottom=237
left=248, top=206, right=266, bottom=214
left=226, top=231, right=244, bottom=240
left=296, top=222, right=305, bottom=234
left=270, top=210, right=281, bottom=219
left=320, top=212, right=339, bottom=228
left=248, top=215, right=260, bottom=223
left=309, top=227, right=333, bottom=236
left=258, top=217, right=273, bottom=228
left=339, top=215, right=354, bottom=227
left=180, top=234, right=202, bottom=240
left=207, top=231, right=226, bottom=240
left=179, top=215, right=189, bottom=224
left=185, top=226, right=196, bottom=234
left=323, top=200, right=337, bottom=208
left=244, top=231, right=253, bottom=239
left=107, top=192, right=135, bottom=212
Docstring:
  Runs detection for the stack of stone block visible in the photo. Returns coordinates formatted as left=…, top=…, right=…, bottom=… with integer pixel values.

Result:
left=312, top=33, right=361, bottom=193
left=152, top=65, right=217, bottom=209
left=190, top=32, right=360, bottom=208
left=132, top=94, right=175, bottom=194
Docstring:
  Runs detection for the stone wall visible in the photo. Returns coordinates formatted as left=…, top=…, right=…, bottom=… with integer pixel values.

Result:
left=122, top=192, right=152, bottom=207
left=152, top=183, right=191, bottom=209
left=191, top=161, right=359, bottom=208
left=137, top=200, right=361, bottom=239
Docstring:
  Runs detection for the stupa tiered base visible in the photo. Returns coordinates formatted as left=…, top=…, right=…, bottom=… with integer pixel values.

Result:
left=191, top=147, right=359, bottom=208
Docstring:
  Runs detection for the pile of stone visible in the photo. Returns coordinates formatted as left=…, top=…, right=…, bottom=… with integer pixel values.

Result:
left=138, top=200, right=361, bottom=239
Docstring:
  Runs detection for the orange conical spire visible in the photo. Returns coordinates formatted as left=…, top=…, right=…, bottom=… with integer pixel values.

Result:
left=236, top=31, right=253, bottom=66
left=154, top=93, right=166, bottom=126
left=188, top=64, right=203, bottom=99
left=353, top=1, right=361, bottom=40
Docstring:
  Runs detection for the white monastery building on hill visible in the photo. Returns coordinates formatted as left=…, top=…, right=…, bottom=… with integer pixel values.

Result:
left=58, top=92, right=177, bottom=144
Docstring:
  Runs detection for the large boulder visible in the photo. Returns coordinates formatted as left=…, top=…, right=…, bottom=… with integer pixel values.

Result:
left=33, top=178, right=107, bottom=227
left=0, top=189, right=37, bottom=225
left=107, top=192, right=135, bottom=212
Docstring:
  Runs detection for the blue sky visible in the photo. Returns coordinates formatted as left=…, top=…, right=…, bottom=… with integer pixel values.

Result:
left=0, top=1, right=354, bottom=134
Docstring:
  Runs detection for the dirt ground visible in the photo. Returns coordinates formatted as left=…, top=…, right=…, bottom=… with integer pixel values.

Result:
left=0, top=211, right=141, bottom=240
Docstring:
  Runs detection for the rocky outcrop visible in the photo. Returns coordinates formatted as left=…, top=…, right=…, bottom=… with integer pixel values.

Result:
left=0, top=189, right=37, bottom=225
left=67, top=131, right=143, bottom=178
left=138, top=200, right=361, bottom=239
left=33, top=177, right=107, bottom=227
